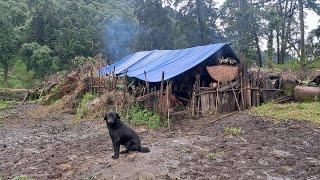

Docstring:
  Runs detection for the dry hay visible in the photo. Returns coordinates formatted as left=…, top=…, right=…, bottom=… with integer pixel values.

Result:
left=206, top=65, right=239, bottom=82
left=86, top=91, right=134, bottom=118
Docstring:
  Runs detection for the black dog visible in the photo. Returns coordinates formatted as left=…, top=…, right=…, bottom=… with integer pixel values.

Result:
left=105, top=112, right=150, bottom=159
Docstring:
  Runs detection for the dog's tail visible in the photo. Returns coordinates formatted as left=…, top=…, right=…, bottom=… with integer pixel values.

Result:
left=139, top=146, right=150, bottom=153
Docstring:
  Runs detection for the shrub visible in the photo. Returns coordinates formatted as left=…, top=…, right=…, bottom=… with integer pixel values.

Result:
left=127, top=106, right=162, bottom=129
left=76, top=93, right=97, bottom=119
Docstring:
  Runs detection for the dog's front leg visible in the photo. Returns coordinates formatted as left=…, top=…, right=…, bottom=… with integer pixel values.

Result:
left=112, top=139, right=120, bottom=159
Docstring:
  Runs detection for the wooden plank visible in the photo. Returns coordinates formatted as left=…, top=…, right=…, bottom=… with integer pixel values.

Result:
left=201, top=93, right=210, bottom=115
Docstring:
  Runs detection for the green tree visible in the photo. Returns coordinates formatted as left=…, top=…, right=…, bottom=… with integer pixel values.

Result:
left=134, top=0, right=174, bottom=50
left=220, top=0, right=263, bottom=66
left=172, top=0, right=222, bottom=47
left=0, top=1, right=28, bottom=85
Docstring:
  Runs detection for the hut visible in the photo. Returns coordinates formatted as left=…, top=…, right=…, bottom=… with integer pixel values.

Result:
left=100, top=43, right=244, bottom=116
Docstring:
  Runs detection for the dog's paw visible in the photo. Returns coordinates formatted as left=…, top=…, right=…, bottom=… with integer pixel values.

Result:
left=120, top=150, right=129, bottom=154
left=112, top=155, right=119, bottom=159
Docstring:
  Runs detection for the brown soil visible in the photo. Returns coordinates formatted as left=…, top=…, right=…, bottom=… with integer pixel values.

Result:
left=0, top=104, right=319, bottom=179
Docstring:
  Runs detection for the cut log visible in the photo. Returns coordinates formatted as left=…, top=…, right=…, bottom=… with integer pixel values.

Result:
left=294, top=86, right=320, bottom=102
left=206, top=65, right=239, bottom=82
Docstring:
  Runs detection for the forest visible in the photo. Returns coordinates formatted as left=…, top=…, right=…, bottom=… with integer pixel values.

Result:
left=0, top=0, right=319, bottom=88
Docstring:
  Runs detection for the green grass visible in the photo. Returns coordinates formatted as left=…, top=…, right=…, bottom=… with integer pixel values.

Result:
left=206, top=151, right=225, bottom=161
left=12, top=176, right=33, bottom=180
left=0, top=59, right=39, bottom=89
left=126, top=106, right=162, bottom=129
left=0, top=100, right=17, bottom=110
left=224, top=127, right=242, bottom=136
left=251, top=102, right=320, bottom=124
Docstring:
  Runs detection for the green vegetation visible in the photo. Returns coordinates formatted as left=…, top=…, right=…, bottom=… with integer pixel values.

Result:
left=251, top=102, right=320, bottom=124
left=224, top=127, right=242, bottom=137
left=0, top=60, right=37, bottom=89
left=76, top=93, right=97, bottom=119
left=12, top=176, right=33, bottom=180
left=127, top=106, right=162, bottom=129
left=206, top=151, right=225, bottom=161
left=0, top=100, right=17, bottom=110
left=274, top=58, right=320, bottom=72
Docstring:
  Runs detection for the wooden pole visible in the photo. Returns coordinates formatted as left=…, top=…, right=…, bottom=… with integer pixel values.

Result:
left=229, top=80, right=241, bottom=111
left=196, top=75, right=201, bottom=115
left=160, top=71, right=164, bottom=118
left=240, top=70, right=245, bottom=109
left=166, top=81, right=171, bottom=131
left=215, top=81, right=220, bottom=114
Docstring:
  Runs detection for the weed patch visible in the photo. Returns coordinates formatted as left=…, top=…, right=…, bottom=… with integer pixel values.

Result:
left=12, top=176, right=33, bottom=180
left=206, top=151, right=225, bottom=161
left=224, top=127, right=242, bottom=137
left=126, top=106, right=162, bottom=129
left=76, top=93, right=97, bottom=119
left=0, top=100, right=17, bottom=110
left=251, top=102, right=320, bottom=124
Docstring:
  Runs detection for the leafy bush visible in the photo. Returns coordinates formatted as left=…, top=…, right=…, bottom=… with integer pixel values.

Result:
left=127, top=106, right=162, bottom=129
left=76, top=93, right=97, bottom=119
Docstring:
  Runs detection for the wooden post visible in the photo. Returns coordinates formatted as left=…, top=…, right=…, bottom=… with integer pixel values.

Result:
left=196, top=75, right=201, bottom=115
left=229, top=80, right=241, bottom=111
left=159, top=71, right=165, bottom=118
left=166, top=81, right=171, bottom=131
left=144, top=71, right=151, bottom=109
left=240, top=70, right=245, bottom=109
left=112, top=66, right=116, bottom=91
left=192, top=90, right=195, bottom=116
left=215, top=81, right=220, bottom=114
left=98, top=69, right=101, bottom=94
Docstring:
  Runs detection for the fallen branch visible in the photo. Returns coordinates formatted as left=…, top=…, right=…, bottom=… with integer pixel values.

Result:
left=207, top=111, right=238, bottom=124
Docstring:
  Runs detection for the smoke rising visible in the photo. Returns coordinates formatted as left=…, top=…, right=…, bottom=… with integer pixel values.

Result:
left=105, top=17, right=139, bottom=63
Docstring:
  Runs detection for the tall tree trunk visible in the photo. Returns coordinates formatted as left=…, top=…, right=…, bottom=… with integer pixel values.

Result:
left=276, top=29, right=281, bottom=64
left=254, top=32, right=263, bottom=67
left=267, top=29, right=274, bottom=68
left=3, top=64, right=9, bottom=86
left=196, top=0, right=206, bottom=44
left=298, top=0, right=306, bottom=71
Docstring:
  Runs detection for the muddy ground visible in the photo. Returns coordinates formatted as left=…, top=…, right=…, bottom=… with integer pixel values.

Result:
left=0, top=104, right=319, bottom=180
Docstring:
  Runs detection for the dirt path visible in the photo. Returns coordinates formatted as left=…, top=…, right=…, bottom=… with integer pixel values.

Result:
left=0, top=104, right=319, bottom=179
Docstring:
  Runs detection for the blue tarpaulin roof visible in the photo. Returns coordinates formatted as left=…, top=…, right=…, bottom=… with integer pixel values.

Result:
left=100, top=43, right=237, bottom=82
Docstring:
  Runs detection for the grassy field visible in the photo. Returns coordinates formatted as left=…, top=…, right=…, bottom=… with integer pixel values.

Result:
left=0, top=60, right=37, bottom=89
left=251, top=102, right=320, bottom=124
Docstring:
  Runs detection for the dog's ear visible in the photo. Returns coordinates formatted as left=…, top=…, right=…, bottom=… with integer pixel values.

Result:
left=104, top=112, right=109, bottom=120
left=115, top=113, right=120, bottom=120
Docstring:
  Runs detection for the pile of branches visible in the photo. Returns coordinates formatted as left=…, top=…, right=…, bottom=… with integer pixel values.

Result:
left=28, top=55, right=110, bottom=112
